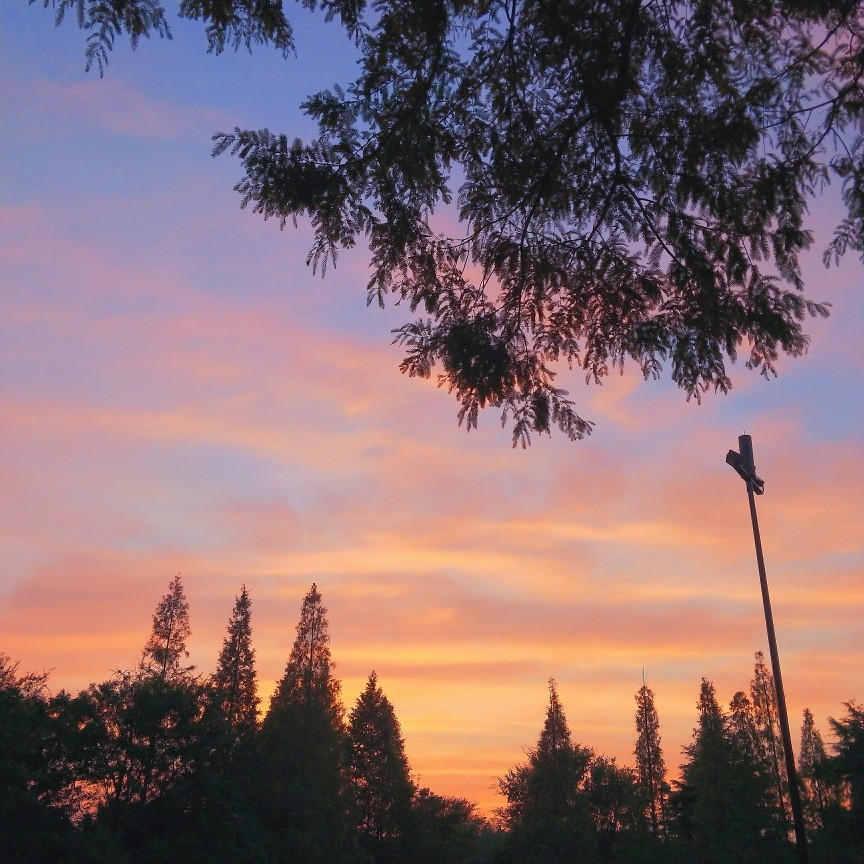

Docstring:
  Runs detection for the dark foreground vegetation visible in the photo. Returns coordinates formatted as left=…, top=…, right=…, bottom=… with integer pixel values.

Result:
left=2, top=577, right=861, bottom=863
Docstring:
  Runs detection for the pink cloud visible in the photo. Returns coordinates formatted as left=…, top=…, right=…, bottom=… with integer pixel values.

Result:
left=22, top=77, right=230, bottom=140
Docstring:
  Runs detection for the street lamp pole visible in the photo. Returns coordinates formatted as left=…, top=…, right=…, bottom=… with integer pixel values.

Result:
left=726, top=434, right=809, bottom=864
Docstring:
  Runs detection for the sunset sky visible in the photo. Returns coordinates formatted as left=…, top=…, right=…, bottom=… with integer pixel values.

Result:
left=1, top=4, right=862, bottom=815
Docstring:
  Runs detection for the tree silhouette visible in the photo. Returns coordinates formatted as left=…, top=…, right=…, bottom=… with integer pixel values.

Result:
left=6, top=579, right=862, bottom=861
left=749, top=650, right=789, bottom=830
left=209, top=584, right=259, bottom=745
left=139, top=573, right=193, bottom=682
left=583, top=756, right=646, bottom=860
left=671, top=677, right=781, bottom=863
left=798, top=707, right=839, bottom=832
left=727, top=690, right=762, bottom=765
left=634, top=680, right=667, bottom=835
left=257, top=583, right=357, bottom=863
left=36, top=0, right=863, bottom=443
left=347, top=671, right=414, bottom=863
left=828, top=701, right=864, bottom=848
left=0, top=656, right=91, bottom=862
left=497, top=679, right=594, bottom=861
left=62, top=577, right=202, bottom=822
left=406, top=789, right=490, bottom=864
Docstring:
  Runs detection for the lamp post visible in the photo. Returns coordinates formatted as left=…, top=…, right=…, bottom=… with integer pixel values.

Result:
left=726, top=434, right=808, bottom=863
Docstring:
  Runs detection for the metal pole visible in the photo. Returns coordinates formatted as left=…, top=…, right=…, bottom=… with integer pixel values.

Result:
left=744, top=477, right=809, bottom=864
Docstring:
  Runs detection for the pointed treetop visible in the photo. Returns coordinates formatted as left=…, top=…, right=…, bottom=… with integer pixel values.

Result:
left=351, top=671, right=403, bottom=735
left=635, top=682, right=663, bottom=751
left=139, top=573, right=193, bottom=681
left=211, top=584, right=259, bottom=736
left=348, top=670, right=414, bottom=844
left=750, top=651, right=779, bottom=718
left=537, top=678, right=572, bottom=757
left=799, top=708, right=829, bottom=776
left=271, top=582, right=341, bottom=711
left=693, top=677, right=726, bottom=742
left=634, top=680, right=667, bottom=834
left=728, top=690, right=762, bottom=761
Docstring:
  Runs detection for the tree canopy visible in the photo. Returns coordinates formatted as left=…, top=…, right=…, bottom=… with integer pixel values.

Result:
left=35, top=0, right=864, bottom=443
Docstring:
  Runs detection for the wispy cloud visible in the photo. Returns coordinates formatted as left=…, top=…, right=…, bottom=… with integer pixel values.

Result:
left=15, top=77, right=230, bottom=141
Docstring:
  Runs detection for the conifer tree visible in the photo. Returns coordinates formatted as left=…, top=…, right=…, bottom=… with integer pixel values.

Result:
left=132, top=573, right=200, bottom=805
left=538, top=679, right=571, bottom=760
left=497, top=679, right=594, bottom=860
left=828, top=701, right=864, bottom=844
left=670, top=678, right=778, bottom=864
left=139, top=573, right=194, bottom=682
left=798, top=707, right=838, bottom=830
left=347, top=671, right=414, bottom=863
left=258, top=583, right=355, bottom=863
left=146, top=586, right=263, bottom=863
left=750, top=651, right=789, bottom=826
left=634, top=680, right=667, bottom=835
left=271, top=582, right=340, bottom=710
left=727, top=690, right=762, bottom=764
left=210, top=585, right=258, bottom=743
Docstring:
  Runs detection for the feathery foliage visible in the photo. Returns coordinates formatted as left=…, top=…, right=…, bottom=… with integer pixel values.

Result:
left=35, top=0, right=863, bottom=444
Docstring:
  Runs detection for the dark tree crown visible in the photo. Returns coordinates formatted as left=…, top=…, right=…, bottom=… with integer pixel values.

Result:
left=38, top=0, right=864, bottom=443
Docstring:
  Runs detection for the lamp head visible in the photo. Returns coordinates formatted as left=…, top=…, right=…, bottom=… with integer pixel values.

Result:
left=726, top=437, right=765, bottom=494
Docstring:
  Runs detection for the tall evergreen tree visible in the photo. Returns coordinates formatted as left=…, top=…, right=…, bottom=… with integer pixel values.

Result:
left=258, top=583, right=356, bottom=863
left=347, top=671, right=414, bottom=863
left=670, top=678, right=779, bottom=864
left=634, top=680, right=667, bottom=835
left=209, top=584, right=258, bottom=744
left=538, top=681, right=572, bottom=760
left=727, top=690, right=762, bottom=765
left=83, top=584, right=262, bottom=863
left=750, top=651, right=789, bottom=827
left=798, top=707, right=838, bottom=831
left=139, top=573, right=193, bottom=682
left=497, top=679, right=594, bottom=862
left=143, top=585, right=265, bottom=863
left=134, top=573, right=200, bottom=807
left=828, top=701, right=864, bottom=847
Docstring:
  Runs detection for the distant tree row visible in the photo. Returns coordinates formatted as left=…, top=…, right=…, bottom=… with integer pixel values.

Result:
left=1, top=576, right=861, bottom=863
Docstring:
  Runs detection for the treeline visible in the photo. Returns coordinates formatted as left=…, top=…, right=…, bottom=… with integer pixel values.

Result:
left=1, top=577, right=861, bottom=864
